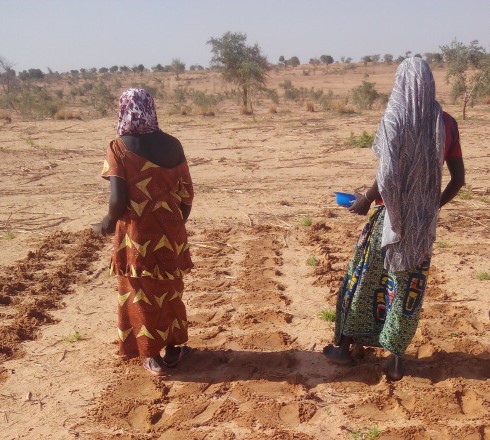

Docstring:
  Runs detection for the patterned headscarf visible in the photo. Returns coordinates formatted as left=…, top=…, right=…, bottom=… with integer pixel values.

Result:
left=372, top=57, right=445, bottom=272
left=116, top=88, right=159, bottom=136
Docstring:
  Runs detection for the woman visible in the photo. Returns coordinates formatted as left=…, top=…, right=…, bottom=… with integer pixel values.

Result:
left=323, top=58, right=465, bottom=380
left=98, top=89, right=194, bottom=375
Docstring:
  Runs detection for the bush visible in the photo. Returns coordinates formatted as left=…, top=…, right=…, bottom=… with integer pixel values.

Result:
left=347, top=131, right=375, bottom=148
left=352, top=81, right=379, bottom=110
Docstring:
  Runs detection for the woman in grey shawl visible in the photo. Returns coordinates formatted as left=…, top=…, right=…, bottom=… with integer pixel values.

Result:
left=323, top=58, right=465, bottom=380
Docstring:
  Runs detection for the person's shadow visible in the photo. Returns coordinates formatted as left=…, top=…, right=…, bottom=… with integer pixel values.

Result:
left=162, top=348, right=490, bottom=386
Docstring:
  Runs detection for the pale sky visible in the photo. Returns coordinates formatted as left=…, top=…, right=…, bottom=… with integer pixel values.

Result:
left=1, top=0, right=489, bottom=73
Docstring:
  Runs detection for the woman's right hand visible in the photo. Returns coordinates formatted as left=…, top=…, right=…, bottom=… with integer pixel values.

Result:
left=348, top=193, right=372, bottom=216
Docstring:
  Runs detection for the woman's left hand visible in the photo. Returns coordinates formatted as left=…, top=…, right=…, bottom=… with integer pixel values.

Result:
left=348, top=193, right=372, bottom=215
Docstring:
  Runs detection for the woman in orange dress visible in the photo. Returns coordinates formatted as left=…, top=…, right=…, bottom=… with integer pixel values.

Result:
left=98, top=89, right=194, bottom=375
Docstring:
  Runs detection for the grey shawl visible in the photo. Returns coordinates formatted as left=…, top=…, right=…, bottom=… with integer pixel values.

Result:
left=372, top=58, right=445, bottom=272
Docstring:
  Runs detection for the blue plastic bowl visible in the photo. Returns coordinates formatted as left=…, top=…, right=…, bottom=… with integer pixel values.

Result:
left=335, top=192, right=356, bottom=207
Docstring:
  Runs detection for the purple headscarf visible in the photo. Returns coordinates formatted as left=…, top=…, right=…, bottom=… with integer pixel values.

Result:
left=116, top=88, right=159, bottom=136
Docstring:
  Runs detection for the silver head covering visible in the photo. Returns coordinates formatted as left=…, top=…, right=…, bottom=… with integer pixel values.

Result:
left=372, top=57, right=445, bottom=272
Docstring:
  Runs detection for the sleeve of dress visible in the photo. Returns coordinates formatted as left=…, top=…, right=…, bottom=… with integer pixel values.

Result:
left=101, top=139, right=127, bottom=181
left=178, top=161, right=194, bottom=206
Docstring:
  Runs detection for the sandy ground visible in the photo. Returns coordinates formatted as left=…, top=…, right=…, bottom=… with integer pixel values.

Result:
left=0, top=65, right=489, bottom=439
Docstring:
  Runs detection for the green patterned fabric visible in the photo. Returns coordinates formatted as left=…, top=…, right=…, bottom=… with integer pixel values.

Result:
left=334, top=205, right=431, bottom=356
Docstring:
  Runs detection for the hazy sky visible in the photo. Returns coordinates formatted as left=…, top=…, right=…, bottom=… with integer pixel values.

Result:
left=2, top=0, right=490, bottom=73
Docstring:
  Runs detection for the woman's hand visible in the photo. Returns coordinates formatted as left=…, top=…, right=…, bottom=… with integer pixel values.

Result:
left=348, top=193, right=372, bottom=216
left=100, top=215, right=116, bottom=235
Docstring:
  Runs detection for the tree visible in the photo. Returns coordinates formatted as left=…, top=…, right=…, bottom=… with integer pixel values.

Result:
left=98, top=67, right=109, bottom=74
left=384, top=54, right=393, bottom=64
left=0, top=56, right=18, bottom=109
left=371, top=54, right=381, bottom=64
left=440, top=39, right=490, bottom=119
left=208, top=31, right=269, bottom=112
left=309, top=58, right=320, bottom=74
left=424, top=53, right=443, bottom=65
left=362, top=55, right=372, bottom=65
left=320, top=55, right=334, bottom=65
left=278, top=55, right=285, bottom=67
left=109, top=65, right=119, bottom=73
left=288, top=56, right=300, bottom=67
left=171, top=58, right=186, bottom=79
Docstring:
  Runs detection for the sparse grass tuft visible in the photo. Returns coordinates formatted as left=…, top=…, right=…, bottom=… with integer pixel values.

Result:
left=320, top=308, right=335, bottom=322
left=269, top=104, right=277, bottom=114
left=54, top=109, right=81, bottom=120
left=436, top=240, right=449, bottom=248
left=1, top=230, right=15, bottom=240
left=458, top=187, right=473, bottom=200
left=351, top=425, right=381, bottom=440
left=62, top=330, right=83, bottom=343
left=305, top=101, right=315, bottom=112
left=476, top=271, right=489, bottom=281
left=306, top=255, right=318, bottom=266
left=346, top=131, right=375, bottom=148
left=300, top=216, right=313, bottom=227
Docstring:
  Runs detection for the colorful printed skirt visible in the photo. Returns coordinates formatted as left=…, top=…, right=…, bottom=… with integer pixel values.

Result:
left=117, top=276, right=189, bottom=359
left=334, top=205, right=431, bottom=356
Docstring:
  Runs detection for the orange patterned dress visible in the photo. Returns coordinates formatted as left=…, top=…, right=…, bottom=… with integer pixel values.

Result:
left=102, top=138, right=194, bottom=359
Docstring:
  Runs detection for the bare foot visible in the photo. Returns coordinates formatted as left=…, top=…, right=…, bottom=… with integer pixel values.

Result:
left=322, top=344, right=353, bottom=365
left=387, top=355, right=404, bottom=381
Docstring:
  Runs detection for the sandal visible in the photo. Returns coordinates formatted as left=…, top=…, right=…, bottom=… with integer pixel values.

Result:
left=142, top=357, right=166, bottom=376
left=162, top=346, right=192, bottom=368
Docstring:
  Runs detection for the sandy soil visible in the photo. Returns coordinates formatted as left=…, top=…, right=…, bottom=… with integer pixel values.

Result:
left=0, top=65, right=489, bottom=439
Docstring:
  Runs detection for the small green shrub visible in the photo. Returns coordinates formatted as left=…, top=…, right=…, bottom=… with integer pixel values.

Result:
left=352, top=81, right=379, bottom=110
left=1, top=230, right=15, bottom=240
left=306, top=256, right=318, bottom=266
left=347, top=131, right=375, bottom=148
left=476, top=271, right=489, bottom=281
left=300, top=216, right=313, bottom=227
left=320, top=309, right=335, bottom=322
left=62, top=330, right=83, bottom=343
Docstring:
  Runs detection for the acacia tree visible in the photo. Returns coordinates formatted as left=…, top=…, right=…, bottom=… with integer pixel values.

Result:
left=440, top=39, right=490, bottom=119
left=208, top=32, right=269, bottom=112
left=171, top=58, right=186, bottom=79
left=0, top=56, right=18, bottom=110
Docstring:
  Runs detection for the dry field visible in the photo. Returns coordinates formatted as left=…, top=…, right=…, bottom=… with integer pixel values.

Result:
left=0, top=64, right=489, bottom=439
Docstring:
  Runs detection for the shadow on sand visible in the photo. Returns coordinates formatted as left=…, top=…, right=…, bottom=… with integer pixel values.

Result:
left=160, top=348, right=490, bottom=387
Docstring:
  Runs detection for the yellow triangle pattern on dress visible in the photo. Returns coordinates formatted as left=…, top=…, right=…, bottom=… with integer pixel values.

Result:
left=136, top=325, right=155, bottom=340
left=130, top=265, right=138, bottom=278
left=154, top=292, right=168, bottom=307
left=156, top=328, right=169, bottom=341
left=141, top=161, right=159, bottom=172
left=132, top=239, right=151, bottom=257
left=135, top=177, right=152, bottom=199
left=154, top=234, right=174, bottom=252
left=109, top=262, right=115, bottom=276
left=153, top=265, right=163, bottom=280
left=141, top=270, right=152, bottom=277
left=177, top=179, right=190, bottom=198
left=118, top=327, right=132, bottom=342
left=130, top=199, right=148, bottom=217
left=153, top=201, right=173, bottom=213
left=181, top=320, right=188, bottom=329
left=117, top=234, right=132, bottom=252
left=170, top=191, right=182, bottom=202
left=175, top=242, right=185, bottom=256
left=172, top=319, right=181, bottom=330
left=118, top=292, right=131, bottom=306
left=165, top=271, right=175, bottom=280
left=101, top=160, right=110, bottom=174
left=133, top=289, right=152, bottom=305
left=173, top=268, right=181, bottom=278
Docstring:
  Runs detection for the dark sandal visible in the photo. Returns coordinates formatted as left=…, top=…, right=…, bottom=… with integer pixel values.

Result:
left=162, top=346, right=192, bottom=368
left=143, top=357, right=166, bottom=376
